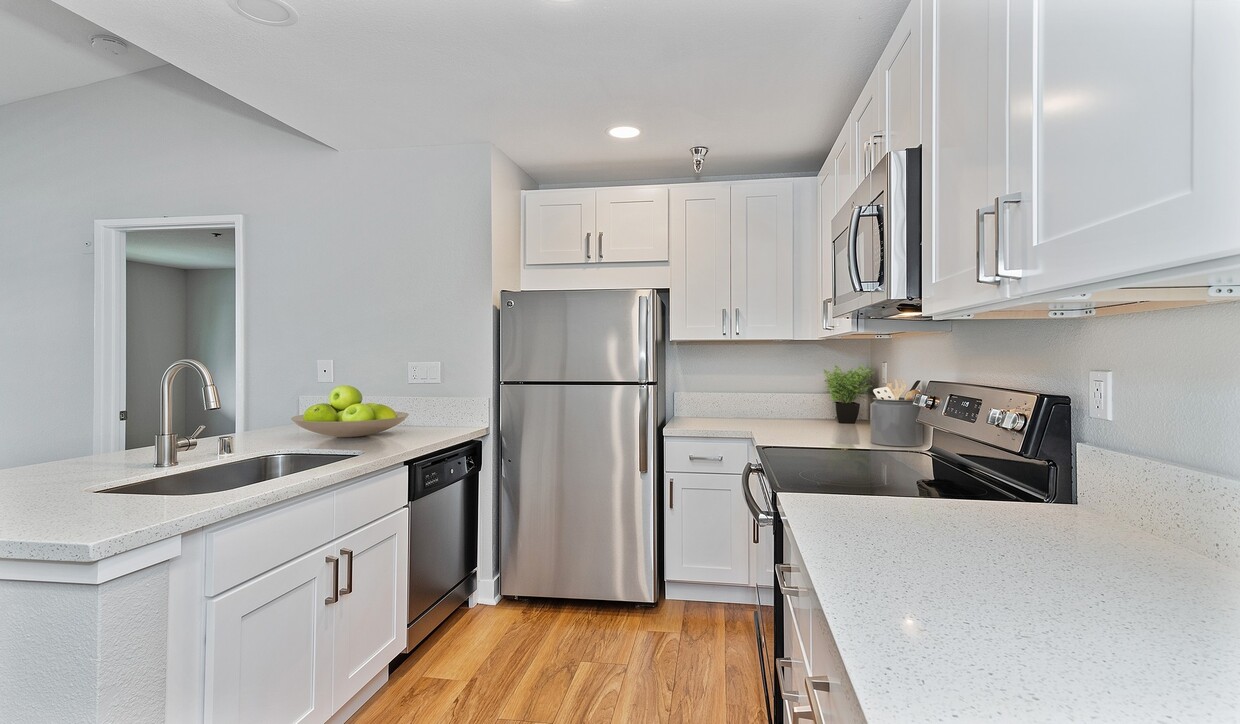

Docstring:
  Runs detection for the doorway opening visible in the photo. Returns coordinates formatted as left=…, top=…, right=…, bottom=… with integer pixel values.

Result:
left=93, top=215, right=245, bottom=454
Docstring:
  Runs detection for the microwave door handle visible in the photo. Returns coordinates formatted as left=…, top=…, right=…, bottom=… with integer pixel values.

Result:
left=847, top=204, right=864, bottom=292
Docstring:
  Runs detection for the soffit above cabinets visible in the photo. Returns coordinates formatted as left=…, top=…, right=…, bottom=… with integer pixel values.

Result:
left=45, top=0, right=908, bottom=184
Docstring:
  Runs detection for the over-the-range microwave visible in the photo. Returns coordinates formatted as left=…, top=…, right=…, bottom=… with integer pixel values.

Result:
left=832, top=147, right=922, bottom=318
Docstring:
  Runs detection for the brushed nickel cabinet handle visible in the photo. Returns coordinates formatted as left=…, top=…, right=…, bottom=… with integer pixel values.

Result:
left=775, top=658, right=806, bottom=703
left=598, top=232, right=604, bottom=260
left=734, top=307, right=741, bottom=336
left=775, top=563, right=806, bottom=597
left=722, top=308, right=728, bottom=336
left=995, top=192, right=1025, bottom=279
left=339, top=548, right=354, bottom=595
left=325, top=555, right=339, bottom=605
left=669, top=477, right=674, bottom=509
left=976, top=204, right=1000, bottom=285
left=805, top=676, right=834, bottom=723
left=585, top=232, right=592, bottom=260
left=688, top=454, right=724, bottom=462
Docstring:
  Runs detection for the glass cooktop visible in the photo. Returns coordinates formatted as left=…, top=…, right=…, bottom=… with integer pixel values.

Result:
left=755, top=447, right=1023, bottom=501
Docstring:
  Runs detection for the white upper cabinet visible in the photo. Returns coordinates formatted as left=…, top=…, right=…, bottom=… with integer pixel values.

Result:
left=1017, top=0, right=1239, bottom=295
left=922, top=0, right=1011, bottom=316
left=814, top=159, right=838, bottom=339
left=923, top=0, right=1240, bottom=316
left=731, top=182, right=795, bottom=340
left=524, top=186, right=669, bottom=266
left=670, top=180, right=795, bottom=341
left=524, top=189, right=597, bottom=265
left=851, top=70, right=885, bottom=180
left=882, top=0, right=922, bottom=155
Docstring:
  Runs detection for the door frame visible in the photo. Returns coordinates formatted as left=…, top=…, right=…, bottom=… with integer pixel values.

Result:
left=93, top=214, right=246, bottom=454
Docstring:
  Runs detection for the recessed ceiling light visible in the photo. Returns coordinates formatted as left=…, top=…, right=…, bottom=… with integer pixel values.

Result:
left=608, top=126, right=641, bottom=139
left=89, top=35, right=129, bottom=56
left=228, top=0, right=298, bottom=26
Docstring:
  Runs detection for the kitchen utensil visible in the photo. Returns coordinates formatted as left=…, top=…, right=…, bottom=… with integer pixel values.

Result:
left=872, top=386, right=897, bottom=400
left=292, top=412, right=407, bottom=437
left=888, top=379, right=908, bottom=399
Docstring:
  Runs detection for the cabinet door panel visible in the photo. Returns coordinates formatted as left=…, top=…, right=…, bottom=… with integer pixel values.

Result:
left=334, top=509, right=408, bottom=707
left=883, top=0, right=921, bottom=154
left=596, top=187, right=669, bottom=263
left=923, top=0, right=1009, bottom=316
left=731, top=182, right=795, bottom=340
left=670, top=184, right=732, bottom=340
left=815, top=165, right=837, bottom=339
left=525, top=190, right=595, bottom=265
left=205, top=548, right=333, bottom=724
left=852, top=70, right=884, bottom=177
left=664, top=473, right=750, bottom=585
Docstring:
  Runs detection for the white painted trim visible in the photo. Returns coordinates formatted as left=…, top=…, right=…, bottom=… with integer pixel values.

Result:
left=665, top=581, right=774, bottom=605
left=326, top=670, right=388, bottom=724
left=475, top=573, right=501, bottom=605
left=93, top=215, right=246, bottom=454
left=0, top=536, right=181, bottom=584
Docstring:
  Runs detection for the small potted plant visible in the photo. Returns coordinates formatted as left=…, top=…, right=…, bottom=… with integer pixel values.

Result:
left=824, top=365, right=873, bottom=424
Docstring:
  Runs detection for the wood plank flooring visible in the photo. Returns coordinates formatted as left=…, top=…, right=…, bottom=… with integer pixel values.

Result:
left=350, top=598, right=768, bottom=724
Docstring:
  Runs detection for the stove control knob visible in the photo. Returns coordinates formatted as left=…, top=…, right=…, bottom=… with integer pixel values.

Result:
left=989, top=410, right=1027, bottom=432
left=913, top=394, right=937, bottom=410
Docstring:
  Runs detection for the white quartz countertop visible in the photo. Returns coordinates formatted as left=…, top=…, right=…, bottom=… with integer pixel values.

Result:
left=779, top=494, right=1240, bottom=722
left=664, top=416, right=930, bottom=451
left=0, top=424, right=486, bottom=563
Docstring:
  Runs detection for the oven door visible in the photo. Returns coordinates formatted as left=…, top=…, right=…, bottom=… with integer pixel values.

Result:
left=742, top=463, right=777, bottom=723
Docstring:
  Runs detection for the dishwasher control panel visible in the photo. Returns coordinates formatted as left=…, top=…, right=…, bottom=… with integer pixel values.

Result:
left=409, top=441, right=481, bottom=499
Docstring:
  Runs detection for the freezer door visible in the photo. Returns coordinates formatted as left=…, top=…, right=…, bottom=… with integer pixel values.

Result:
left=500, top=383, right=657, bottom=603
left=499, top=289, right=659, bottom=383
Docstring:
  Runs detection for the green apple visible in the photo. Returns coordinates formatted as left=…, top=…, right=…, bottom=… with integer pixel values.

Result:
left=339, top=403, right=376, bottom=422
left=303, top=403, right=338, bottom=422
left=367, top=403, right=398, bottom=420
left=329, top=384, right=363, bottom=410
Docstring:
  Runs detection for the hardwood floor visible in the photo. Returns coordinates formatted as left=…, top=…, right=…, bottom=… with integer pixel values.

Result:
left=350, top=598, right=768, bottom=724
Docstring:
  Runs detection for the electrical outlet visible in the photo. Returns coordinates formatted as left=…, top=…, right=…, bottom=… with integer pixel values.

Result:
left=316, top=360, right=334, bottom=383
left=1089, top=370, right=1113, bottom=420
left=408, top=362, right=442, bottom=384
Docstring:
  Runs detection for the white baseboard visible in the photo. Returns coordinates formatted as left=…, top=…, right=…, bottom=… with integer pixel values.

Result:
left=666, top=581, right=774, bottom=605
left=475, top=572, right=502, bottom=605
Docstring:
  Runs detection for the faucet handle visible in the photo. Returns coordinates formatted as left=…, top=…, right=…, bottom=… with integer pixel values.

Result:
left=218, top=435, right=234, bottom=456
left=178, top=425, right=208, bottom=453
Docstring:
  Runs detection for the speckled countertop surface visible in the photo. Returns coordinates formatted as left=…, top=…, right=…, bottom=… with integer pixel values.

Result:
left=0, top=424, right=486, bottom=563
left=664, top=417, right=931, bottom=451
left=779, top=494, right=1240, bottom=722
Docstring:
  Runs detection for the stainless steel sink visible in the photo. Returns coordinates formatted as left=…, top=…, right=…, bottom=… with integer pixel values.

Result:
left=98, top=453, right=359, bottom=495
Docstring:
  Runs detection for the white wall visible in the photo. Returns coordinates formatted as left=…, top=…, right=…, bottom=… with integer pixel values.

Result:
left=872, top=302, right=1240, bottom=480
left=665, top=340, right=873, bottom=415
left=0, top=65, right=495, bottom=468
left=125, top=262, right=188, bottom=449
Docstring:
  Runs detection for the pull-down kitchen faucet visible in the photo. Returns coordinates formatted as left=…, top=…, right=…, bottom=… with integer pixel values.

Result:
left=155, top=359, right=221, bottom=467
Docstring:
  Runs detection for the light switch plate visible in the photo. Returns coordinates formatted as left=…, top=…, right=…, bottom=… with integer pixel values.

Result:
left=316, top=360, right=334, bottom=383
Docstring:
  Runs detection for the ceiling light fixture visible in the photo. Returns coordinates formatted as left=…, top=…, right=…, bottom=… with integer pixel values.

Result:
left=228, top=0, right=299, bottom=26
left=608, top=126, right=641, bottom=139
left=690, top=146, right=709, bottom=174
left=89, top=34, right=129, bottom=56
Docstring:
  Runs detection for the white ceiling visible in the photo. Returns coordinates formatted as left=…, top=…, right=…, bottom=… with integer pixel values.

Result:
left=44, top=0, right=908, bottom=184
left=0, top=0, right=164, bottom=107
left=126, top=229, right=236, bottom=270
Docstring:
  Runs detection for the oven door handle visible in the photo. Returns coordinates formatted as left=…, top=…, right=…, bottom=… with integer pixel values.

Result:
left=741, top=462, right=774, bottom=528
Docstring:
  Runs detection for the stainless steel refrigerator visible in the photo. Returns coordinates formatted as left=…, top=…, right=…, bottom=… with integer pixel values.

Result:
left=499, top=289, right=664, bottom=603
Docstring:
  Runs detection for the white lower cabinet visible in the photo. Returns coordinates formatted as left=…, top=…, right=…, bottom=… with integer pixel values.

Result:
left=664, top=472, right=751, bottom=586
left=781, top=521, right=864, bottom=724
left=205, top=509, right=408, bottom=724
left=663, top=438, right=773, bottom=602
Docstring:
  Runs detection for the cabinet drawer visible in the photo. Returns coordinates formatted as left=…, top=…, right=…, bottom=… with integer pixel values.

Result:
left=205, top=490, right=335, bottom=596
left=809, top=605, right=866, bottom=724
left=664, top=438, right=751, bottom=474
left=334, top=465, right=407, bottom=537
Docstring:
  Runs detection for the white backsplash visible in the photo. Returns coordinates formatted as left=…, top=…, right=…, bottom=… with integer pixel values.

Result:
left=1078, top=444, right=1240, bottom=570
left=673, top=392, right=863, bottom=420
left=296, top=395, right=489, bottom=429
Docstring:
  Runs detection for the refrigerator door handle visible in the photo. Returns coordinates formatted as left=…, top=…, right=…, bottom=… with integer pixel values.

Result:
left=639, top=384, right=650, bottom=474
left=638, top=294, right=649, bottom=382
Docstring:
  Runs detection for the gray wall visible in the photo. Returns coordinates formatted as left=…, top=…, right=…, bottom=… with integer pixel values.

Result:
left=0, top=64, right=494, bottom=468
left=185, top=268, right=236, bottom=437
left=872, top=302, right=1240, bottom=480
left=125, top=262, right=188, bottom=449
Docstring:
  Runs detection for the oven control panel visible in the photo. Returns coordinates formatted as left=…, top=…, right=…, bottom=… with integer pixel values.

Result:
left=916, top=382, right=1044, bottom=454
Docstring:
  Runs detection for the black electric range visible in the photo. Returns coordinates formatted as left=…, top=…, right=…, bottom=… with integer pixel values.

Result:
left=748, top=381, right=1074, bottom=724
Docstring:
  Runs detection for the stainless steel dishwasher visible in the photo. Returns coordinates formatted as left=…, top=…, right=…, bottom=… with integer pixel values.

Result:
left=404, top=440, right=481, bottom=652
